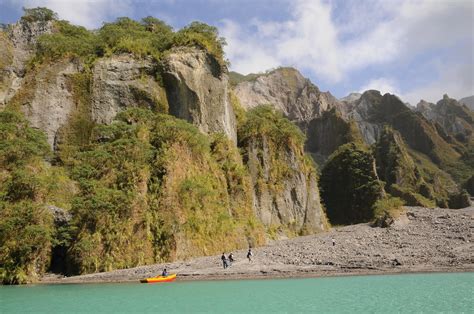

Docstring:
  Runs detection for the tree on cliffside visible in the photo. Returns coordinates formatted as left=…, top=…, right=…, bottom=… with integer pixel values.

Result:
left=0, top=111, right=74, bottom=284
left=320, top=142, right=384, bottom=225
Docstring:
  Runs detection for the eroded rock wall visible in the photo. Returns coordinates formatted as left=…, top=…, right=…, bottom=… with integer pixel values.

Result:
left=243, top=136, right=327, bottom=235
left=19, top=60, right=82, bottom=149
left=162, top=48, right=237, bottom=142
left=0, top=19, right=54, bottom=107
left=234, top=67, right=342, bottom=125
left=416, top=95, right=474, bottom=142
left=91, top=54, right=167, bottom=124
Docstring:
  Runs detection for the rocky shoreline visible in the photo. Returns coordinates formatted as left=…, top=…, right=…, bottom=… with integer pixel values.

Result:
left=40, top=206, right=474, bottom=284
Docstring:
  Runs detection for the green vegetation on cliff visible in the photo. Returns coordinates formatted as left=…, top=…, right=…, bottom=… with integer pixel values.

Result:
left=34, top=10, right=227, bottom=66
left=364, top=91, right=473, bottom=185
left=0, top=109, right=265, bottom=282
left=374, top=127, right=435, bottom=207
left=238, top=105, right=305, bottom=150
left=1, top=9, right=265, bottom=284
left=67, top=109, right=263, bottom=273
left=374, top=126, right=418, bottom=189
left=306, top=108, right=363, bottom=164
left=21, top=7, right=57, bottom=23
left=0, top=31, right=13, bottom=71
left=0, top=111, right=75, bottom=284
left=320, top=142, right=384, bottom=225
left=238, top=105, right=307, bottom=194
left=236, top=105, right=327, bottom=235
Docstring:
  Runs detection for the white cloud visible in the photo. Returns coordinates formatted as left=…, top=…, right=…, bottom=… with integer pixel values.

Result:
left=401, top=61, right=474, bottom=105
left=17, top=0, right=133, bottom=28
left=221, top=19, right=280, bottom=74
left=222, top=0, right=473, bottom=102
left=222, top=0, right=344, bottom=81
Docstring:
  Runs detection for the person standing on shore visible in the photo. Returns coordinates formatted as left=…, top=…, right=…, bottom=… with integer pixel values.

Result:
left=228, top=252, right=234, bottom=266
left=332, top=237, right=336, bottom=246
left=221, top=253, right=228, bottom=269
left=247, top=248, right=253, bottom=262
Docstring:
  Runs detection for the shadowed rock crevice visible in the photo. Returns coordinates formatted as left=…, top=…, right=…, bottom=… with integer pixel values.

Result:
left=162, top=71, right=201, bottom=124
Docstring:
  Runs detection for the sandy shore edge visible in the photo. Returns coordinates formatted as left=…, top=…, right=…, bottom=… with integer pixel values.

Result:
left=39, top=267, right=474, bottom=285
left=38, top=206, right=474, bottom=285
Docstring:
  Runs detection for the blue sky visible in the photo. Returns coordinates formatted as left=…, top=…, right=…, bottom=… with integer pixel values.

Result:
left=1, top=0, right=473, bottom=104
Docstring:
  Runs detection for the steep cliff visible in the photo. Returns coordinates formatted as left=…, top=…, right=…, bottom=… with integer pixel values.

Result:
left=344, top=90, right=385, bottom=144
left=91, top=54, right=168, bottom=124
left=233, top=67, right=342, bottom=126
left=416, top=95, right=474, bottom=143
left=346, top=91, right=472, bottom=182
left=0, top=11, right=331, bottom=284
left=162, top=48, right=237, bottom=142
left=373, top=127, right=437, bottom=207
left=238, top=106, right=328, bottom=236
left=305, top=108, right=362, bottom=163
left=232, top=68, right=471, bottom=205
left=12, top=59, right=83, bottom=149
left=67, top=110, right=264, bottom=273
left=320, top=142, right=385, bottom=225
left=232, top=67, right=352, bottom=163
left=0, top=110, right=76, bottom=284
left=0, top=16, right=53, bottom=107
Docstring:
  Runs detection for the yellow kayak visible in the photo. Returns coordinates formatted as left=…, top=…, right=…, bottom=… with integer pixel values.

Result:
left=140, top=273, right=177, bottom=283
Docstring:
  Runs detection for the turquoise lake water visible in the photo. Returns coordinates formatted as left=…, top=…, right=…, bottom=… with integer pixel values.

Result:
left=1, top=272, right=472, bottom=313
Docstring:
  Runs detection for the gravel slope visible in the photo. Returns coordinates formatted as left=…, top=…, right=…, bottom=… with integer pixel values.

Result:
left=40, top=206, right=474, bottom=284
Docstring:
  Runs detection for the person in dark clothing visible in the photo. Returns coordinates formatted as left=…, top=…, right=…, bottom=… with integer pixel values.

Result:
left=221, top=253, right=228, bottom=269
left=247, top=248, right=253, bottom=262
left=161, top=268, right=168, bottom=276
left=228, top=253, right=234, bottom=266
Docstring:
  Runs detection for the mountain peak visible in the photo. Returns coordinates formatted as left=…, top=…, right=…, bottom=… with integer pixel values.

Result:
left=339, top=92, right=361, bottom=103
left=233, top=67, right=341, bottom=123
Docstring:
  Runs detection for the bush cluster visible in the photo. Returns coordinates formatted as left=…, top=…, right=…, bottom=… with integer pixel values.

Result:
left=67, top=109, right=262, bottom=273
left=0, top=111, right=69, bottom=284
left=320, top=142, right=384, bottom=225
left=238, top=105, right=305, bottom=150
left=34, top=13, right=227, bottom=66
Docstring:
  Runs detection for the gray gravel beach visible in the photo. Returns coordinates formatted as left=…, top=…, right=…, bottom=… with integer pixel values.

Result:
left=40, top=206, right=474, bottom=284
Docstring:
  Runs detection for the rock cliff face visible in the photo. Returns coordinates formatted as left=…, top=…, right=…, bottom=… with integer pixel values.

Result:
left=339, top=92, right=361, bottom=104
left=0, top=19, right=53, bottom=106
left=91, top=54, right=167, bottom=124
left=344, top=90, right=385, bottom=144
left=232, top=67, right=472, bottom=201
left=238, top=107, right=328, bottom=236
left=416, top=95, right=474, bottom=142
left=243, top=136, right=327, bottom=235
left=374, top=127, right=419, bottom=189
left=18, top=60, right=82, bottom=148
left=305, top=108, right=362, bottom=163
left=372, top=127, right=441, bottom=207
left=346, top=91, right=458, bottom=164
left=1, top=16, right=326, bottom=251
left=234, top=67, right=342, bottom=126
left=162, top=48, right=237, bottom=142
